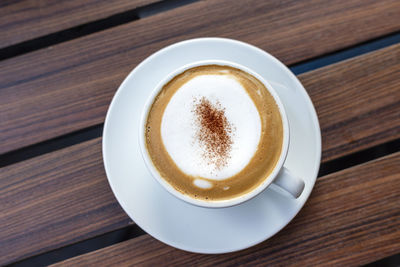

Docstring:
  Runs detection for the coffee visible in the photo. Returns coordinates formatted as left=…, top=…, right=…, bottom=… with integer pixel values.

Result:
left=144, top=65, right=283, bottom=201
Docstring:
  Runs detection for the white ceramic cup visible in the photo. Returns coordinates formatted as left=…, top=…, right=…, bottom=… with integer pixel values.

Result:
left=139, top=60, right=305, bottom=208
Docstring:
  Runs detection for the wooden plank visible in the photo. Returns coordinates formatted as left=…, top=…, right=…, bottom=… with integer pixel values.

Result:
left=1, top=0, right=400, bottom=154
left=0, top=0, right=162, bottom=49
left=1, top=43, right=399, bottom=266
left=300, top=44, right=400, bottom=162
left=51, top=152, right=400, bottom=267
left=0, top=138, right=132, bottom=266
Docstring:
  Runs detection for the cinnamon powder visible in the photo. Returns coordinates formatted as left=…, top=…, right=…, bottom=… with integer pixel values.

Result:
left=192, top=97, right=234, bottom=170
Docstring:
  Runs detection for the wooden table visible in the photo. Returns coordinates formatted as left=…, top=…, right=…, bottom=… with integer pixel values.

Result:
left=1, top=0, right=399, bottom=266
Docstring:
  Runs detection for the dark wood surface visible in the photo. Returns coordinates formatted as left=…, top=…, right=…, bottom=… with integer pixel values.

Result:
left=1, top=44, right=399, bottom=265
left=301, top=43, right=400, bottom=162
left=1, top=0, right=400, bottom=154
left=0, top=0, right=161, bottom=49
left=0, top=139, right=131, bottom=265
left=1, top=0, right=399, bottom=266
left=51, top=152, right=400, bottom=266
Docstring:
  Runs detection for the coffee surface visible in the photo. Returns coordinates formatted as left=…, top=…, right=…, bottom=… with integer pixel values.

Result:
left=145, top=65, right=283, bottom=201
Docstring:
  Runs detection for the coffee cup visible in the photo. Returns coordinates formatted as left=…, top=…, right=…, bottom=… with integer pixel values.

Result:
left=139, top=60, right=304, bottom=208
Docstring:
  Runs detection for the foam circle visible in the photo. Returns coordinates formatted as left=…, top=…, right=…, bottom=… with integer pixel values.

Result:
left=161, top=74, right=261, bottom=181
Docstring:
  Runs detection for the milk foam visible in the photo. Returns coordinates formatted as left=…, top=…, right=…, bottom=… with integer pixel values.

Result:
left=161, top=74, right=261, bottom=183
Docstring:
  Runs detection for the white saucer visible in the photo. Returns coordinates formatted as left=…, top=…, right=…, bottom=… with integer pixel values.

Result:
left=103, top=38, right=321, bottom=253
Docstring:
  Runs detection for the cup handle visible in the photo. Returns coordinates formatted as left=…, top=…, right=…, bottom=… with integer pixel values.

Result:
left=273, top=167, right=305, bottom=198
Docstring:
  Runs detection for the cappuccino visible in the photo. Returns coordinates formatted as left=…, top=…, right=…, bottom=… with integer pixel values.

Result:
left=144, top=65, right=283, bottom=201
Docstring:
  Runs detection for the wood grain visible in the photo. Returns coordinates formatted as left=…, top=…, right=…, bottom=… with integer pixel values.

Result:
left=1, top=0, right=400, bottom=154
left=0, top=0, right=162, bottom=49
left=0, top=138, right=132, bottom=266
left=1, top=45, right=400, bottom=265
left=51, top=152, right=400, bottom=267
left=300, top=43, right=400, bottom=161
